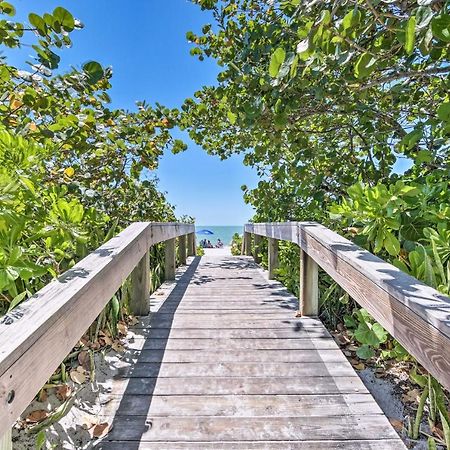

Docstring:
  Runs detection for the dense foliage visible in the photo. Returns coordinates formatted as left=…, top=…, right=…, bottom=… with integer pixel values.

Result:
left=0, top=4, right=182, bottom=315
left=184, top=0, right=450, bottom=445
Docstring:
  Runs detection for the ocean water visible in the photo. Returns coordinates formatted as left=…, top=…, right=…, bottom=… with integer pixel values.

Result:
left=195, top=225, right=243, bottom=246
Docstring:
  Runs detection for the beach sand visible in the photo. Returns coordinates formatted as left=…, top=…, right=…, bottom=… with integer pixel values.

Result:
left=202, top=245, right=232, bottom=256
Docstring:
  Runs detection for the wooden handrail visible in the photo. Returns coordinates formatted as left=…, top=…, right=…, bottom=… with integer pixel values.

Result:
left=0, top=222, right=195, bottom=438
left=245, top=221, right=450, bottom=392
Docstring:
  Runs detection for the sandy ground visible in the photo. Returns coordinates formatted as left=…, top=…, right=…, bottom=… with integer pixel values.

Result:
left=202, top=245, right=232, bottom=257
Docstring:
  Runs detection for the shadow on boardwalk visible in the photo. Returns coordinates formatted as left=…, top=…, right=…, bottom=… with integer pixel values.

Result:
left=95, top=256, right=202, bottom=449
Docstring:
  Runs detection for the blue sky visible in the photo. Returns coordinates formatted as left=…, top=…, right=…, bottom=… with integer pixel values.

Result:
left=8, top=0, right=258, bottom=225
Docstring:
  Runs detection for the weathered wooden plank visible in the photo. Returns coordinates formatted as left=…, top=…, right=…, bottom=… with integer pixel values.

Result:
left=164, top=238, right=176, bottom=281
left=187, top=233, right=196, bottom=256
left=146, top=316, right=324, bottom=329
left=243, top=231, right=252, bottom=256
left=103, top=415, right=400, bottom=442
left=127, top=326, right=332, bottom=340
left=137, top=337, right=337, bottom=350
left=299, top=248, right=319, bottom=316
left=128, top=348, right=346, bottom=363
left=268, top=237, right=279, bottom=279
left=98, top=440, right=404, bottom=450
left=115, top=361, right=356, bottom=378
left=101, top=394, right=383, bottom=417
left=178, top=235, right=187, bottom=265
left=156, top=306, right=298, bottom=312
left=109, top=376, right=368, bottom=396
left=130, top=250, right=150, bottom=316
left=0, top=430, right=11, bottom=450
left=0, top=222, right=194, bottom=435
left=253, top=234, right=262, bottom=264
left=246, top=222, right=298, bottom=242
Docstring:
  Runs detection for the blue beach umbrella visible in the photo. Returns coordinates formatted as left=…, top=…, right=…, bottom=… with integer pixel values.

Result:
left=196, top=229, right=214, bottom=235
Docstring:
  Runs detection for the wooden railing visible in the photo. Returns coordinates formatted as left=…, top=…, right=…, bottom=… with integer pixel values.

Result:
left=244, top=222, right=450, bottom=392
left=0, top=222, right=196, bottom=445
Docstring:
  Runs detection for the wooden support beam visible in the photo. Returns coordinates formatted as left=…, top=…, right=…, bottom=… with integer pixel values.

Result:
left=130, top=250, right=150, bottom=316
left=187, top=232, right=196, bottom=256
left=243, top=232, right=252, bottom=256
left=268, top=238, right=279, bottom=280
left=165, top=238, right=176, bottom=280
left=299, top=248, right=319, bottom=316
left=253, top=234, right=262, bottom=264
left=178, top=235, right=187, bottom=266
left=0, top=430, right=11, bottom=450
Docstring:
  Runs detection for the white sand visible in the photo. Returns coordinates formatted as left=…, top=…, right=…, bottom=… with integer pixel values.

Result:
left=202, top=245, right=232, bottom=256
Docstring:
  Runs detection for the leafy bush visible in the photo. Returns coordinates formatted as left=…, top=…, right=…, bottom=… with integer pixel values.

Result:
left=230, top=232, right=242, bottom=255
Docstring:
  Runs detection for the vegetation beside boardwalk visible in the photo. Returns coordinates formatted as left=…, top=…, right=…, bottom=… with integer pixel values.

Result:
left=184, top=0, right=450, bottom=446
left=0, top=3, right=186, bottom=445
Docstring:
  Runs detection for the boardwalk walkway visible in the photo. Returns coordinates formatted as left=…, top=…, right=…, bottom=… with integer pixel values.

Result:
left=99, top=252, right=404, bottom=449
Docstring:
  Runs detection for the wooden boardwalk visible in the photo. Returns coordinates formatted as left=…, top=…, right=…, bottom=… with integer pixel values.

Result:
left=99, top=253, right=404, bottom=449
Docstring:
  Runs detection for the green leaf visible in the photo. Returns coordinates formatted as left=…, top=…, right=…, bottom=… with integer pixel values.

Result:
left=384, top=231, right=400, bottom=256
left=354, top=321, right=387, bottom=347
left=7, top=291, right=28, bottom=312
left=82, top=61, right=104, bottom=85
left=269, top=47, right=286, bottom=78
left=405, top=16, right=416, bottom=55
left=415, top=150, right=432, bottom=163
left=354, top=53, right=376, bottom=79
left=53, top=7, right=75, bottom=32
left=111, top=295, right=120, bottom=319
left=29, top=13, right=47, bottom=36
left=342, top=8, right=361, bottom=30
left=439, top=411, right=450, bottom=448
left=0, top=2, right=15, bottom=16
left=227, top=111, right=237, bottom=124
left=400, top=129, right=422, bottom=150
left=356, top=344, right=374, bottom=359
left=410, top=367, right=427, bottom=388
left=431, top=14, right=450, bottom=42
left=35, top=430, right=46, bottom=450
left=427, top=437, right=437, bottom=450
left=437, top=102, right=450, bottom=122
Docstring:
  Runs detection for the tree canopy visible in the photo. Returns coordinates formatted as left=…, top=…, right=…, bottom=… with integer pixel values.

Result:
left=181, top=0, right=449, bottom=221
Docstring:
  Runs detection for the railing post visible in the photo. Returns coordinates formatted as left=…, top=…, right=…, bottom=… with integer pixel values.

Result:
left=165, top=238, right=176, bottom=280
left=0, top=429, right=12, bottom=450
left=187, top=232, right=196, bottom=256
left=130, top=250, right=150, bottom=316
left=268, top=237, right=279, bottom=280
left=178, top=235, right=187, bottom=265
left=243, top=231, right=252, bottom=256
left=253, top=234, right=262, bottom=264
left=299, top=248, right=319, bottom=316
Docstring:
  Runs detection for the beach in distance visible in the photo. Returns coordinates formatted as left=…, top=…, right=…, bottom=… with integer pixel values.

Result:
left=195, top=225, right=243, bottom=246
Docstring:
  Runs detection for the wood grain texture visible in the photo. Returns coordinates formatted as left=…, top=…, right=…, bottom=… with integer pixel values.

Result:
left=187, top=233, right=196, bottom=256
left=253, top=234, right=262, bottom=264
left=0, top=430, right=11, bottom=450
left=96, top=440, right=407, bottom=450
left=243, top=231, right=252, bottom=256
left=103, top=415, right=399, bottom=442
left=268, top=237, right=278, bottom=280
left=164, top=238, right=176, bottom=281
left=0, top=222, right=194, bottom=436
left=300, top=248, right=319, bottom=316
left=246, top=221, right=450, bottom=391
left=99, top=252, right=403, bottom=449
left=178, top=235, right=187, bottom=266
left=130, top=251, right=150, bottom=316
